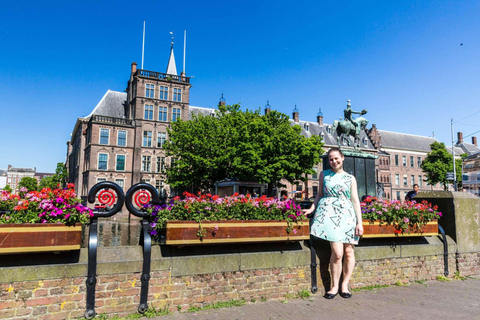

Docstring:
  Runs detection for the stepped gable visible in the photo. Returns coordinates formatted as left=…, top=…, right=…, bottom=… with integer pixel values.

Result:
left=377, top=130, right=437, bottom=151
left=86, top=90, right=127, bottom=118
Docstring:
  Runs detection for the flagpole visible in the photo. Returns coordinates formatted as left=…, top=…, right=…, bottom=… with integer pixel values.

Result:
left=183, top=30, right=186, bottom=74
left=141, top=21, right=145, bottom=69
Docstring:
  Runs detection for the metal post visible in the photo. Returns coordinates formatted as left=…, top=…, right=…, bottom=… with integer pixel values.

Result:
left=451, top=118, right=457, bottom=191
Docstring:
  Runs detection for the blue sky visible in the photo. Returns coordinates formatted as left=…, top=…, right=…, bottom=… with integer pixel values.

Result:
left=1, top=0, right=479, bottom=172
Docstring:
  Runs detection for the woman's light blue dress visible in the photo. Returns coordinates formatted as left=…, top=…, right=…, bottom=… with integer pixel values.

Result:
left=310, top=169, right=359, bottom=244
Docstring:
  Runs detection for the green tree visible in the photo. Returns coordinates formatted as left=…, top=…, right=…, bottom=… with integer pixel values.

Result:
left=3, top=185, right=12, bottom=193
left=18, top=177, right=38, bottom=192
left=165, top=104, right=324, bottom=195
left=421, top=142, right=464, bottom=190
left=39, top=163, right=68, bottom=189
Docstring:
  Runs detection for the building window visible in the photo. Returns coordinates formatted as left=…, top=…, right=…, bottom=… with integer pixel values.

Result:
left=157, top=132, right=167, bottom=148
left=98, top=153, right=108, bottom=170
left=410, top=156, right=414, bottom=168
left=305, top=123, right=309, bottom=132
left=100, top=129, right=109, bottom=145
left=97, top=178, right=107, bottom=183
left=419, top=175, right=423, bottom=187
left=140, top=179, right=150, bottom=184
left=173, top=88, right=182, bottom=102
left=116, top=155, right=125, bottom=171
left=395, top=155, right=399, bottom=166
left=312, top=186, right=318, bottom=198
left=145, top=84, right=155, bottom=98
left=144, top=105, right=154, bottom=120
left=160, top=86, right=168, bottom=100
left=115, top=179, right=125, bottom=190
left=143, top=131, right=152, bottom=147
left=395, top=174, right=399, bottom=186
left=402, top=155, right=407, bottom=167
left=142, top=156, right=151, bottom=172
left=157, top=156, right=165, bottom=173
left=159, top=107, right=168, bottom=121
left=411, top=175, right=415, bottom=186
left=418, top=157, right=422, bottom=168
left=403, top=176, right=408, bottom=186
left=312, top=167, right=318, bottom=180
left=117, top=130, right=127, bottom=147
left=396, top=191, right=401, bottom=201
left=326, top=126, right=331, bottom=134
left=172, top=108, right=181, bottom=122
left=155, top=180, right=165, bottom=196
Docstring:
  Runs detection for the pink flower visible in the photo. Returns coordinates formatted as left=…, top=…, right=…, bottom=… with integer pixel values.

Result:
left=403, top=217, right=409, bottom=223
left=292, top=229, right=297, bottom=234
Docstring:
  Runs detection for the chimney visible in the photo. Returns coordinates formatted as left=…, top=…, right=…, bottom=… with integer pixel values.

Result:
left=317, top=108, right=323, bottom=125
left=473, top=137, right=477, bottom=146
left=218, top=93, right=226, bottom=106
left=131, top=62, right=137, bottom=74
left=457, top=132, right=463, bottom=144
left=292, top=105, right=299, bottom=122
left=264, top=100, right=271, bottom=115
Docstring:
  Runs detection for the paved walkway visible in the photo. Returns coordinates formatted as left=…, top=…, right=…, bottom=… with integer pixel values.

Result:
left=158, top=277, right=480, bottom=320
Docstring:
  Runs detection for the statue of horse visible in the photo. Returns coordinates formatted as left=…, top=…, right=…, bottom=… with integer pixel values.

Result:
left=331, top=117, right=369, bottom=149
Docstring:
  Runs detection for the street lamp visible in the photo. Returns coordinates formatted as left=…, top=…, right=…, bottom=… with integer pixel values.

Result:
left=451, top=118, right=457, bottom=191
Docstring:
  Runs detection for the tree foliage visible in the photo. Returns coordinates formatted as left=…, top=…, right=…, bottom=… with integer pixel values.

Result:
left=39, top=163, right=68, bottom=189
left=421, top=142, right=464, bottom=190
left=18, top=177, right=38, bottom=192
left=165, top=104, right=325, bottom=194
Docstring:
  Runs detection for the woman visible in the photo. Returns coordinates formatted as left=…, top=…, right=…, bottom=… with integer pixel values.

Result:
left=304, top=148, right=364, bottom=299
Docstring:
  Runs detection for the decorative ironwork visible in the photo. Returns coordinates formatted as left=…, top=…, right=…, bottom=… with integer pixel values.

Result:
left=98, top=189, right=116, bottom=207
left=133, top=189, right=151, bottom=209
left=85, top=182, right=125, bottom=319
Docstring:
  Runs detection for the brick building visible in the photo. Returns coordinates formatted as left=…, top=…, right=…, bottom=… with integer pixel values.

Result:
left=67, top=43, right=191, bottom=199
left=366, top=127, right=444, bottom=200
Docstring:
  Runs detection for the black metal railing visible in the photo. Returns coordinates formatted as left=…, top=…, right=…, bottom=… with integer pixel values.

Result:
left=84, top=182, right=164, bottom=319
left=90, top=115, right=133, bottom=126
left=135, top=69, right=190, bottom=84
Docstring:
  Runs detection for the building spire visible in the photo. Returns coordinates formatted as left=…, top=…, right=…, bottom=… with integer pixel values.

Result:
left=166, top=31, right=177, bottom=75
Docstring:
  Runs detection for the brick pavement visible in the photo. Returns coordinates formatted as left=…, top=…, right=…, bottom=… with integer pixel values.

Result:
left=158, top=277, right=480, bottom=320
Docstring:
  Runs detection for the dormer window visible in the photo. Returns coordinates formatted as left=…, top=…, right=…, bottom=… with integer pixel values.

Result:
left=363, top=137, right=368, bottom=147
left=326, top=126, right=332, bottom=134
left=304, top=123, right=309, bottom=132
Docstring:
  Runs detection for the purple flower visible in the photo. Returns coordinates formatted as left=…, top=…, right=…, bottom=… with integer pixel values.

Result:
left=404, top=217, right=409, bottom=223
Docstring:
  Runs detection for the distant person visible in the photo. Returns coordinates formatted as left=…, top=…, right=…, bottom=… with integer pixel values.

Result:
left=405, top=184, right=419, bottom=201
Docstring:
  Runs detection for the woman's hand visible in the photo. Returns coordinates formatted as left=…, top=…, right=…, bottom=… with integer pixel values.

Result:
left=303, top=205, right=315, bottom=218
left=356, top=223, right=364, bottom=237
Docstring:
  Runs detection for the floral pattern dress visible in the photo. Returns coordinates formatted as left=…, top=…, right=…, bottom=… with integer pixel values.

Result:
left=310, top=169, right=359, bottom=244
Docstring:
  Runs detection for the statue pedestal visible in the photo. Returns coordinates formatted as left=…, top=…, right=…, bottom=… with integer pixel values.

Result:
left=322, top=150, right=377, bottom=199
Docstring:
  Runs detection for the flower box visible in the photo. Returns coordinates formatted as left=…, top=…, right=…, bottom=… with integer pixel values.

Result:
left=165, top=220, right=310, bottom=245
left=0, top=223, right=82, bottom=254
left=362, top=220, right=438, bottom=238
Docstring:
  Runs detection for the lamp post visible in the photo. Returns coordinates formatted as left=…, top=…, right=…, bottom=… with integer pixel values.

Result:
left=451, top=118, right=457, bottom=191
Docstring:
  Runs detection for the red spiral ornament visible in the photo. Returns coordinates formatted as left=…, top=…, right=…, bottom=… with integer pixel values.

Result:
left=98, top=189, right=116, bottom=207
left=134, top=189, right=151, bottom=208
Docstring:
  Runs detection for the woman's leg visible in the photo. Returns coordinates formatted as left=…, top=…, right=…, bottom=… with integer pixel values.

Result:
left=328, top=242, right=344, bottom=294
left=341, top=244, right=355, bottom=293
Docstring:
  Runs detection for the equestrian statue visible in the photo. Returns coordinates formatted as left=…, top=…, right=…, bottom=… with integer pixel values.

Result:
left=332, top=100, right=368, bottom=149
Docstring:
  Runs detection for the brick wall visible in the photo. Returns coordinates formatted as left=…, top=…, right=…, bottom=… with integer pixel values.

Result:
left=1, top=235, right=477, bottom=320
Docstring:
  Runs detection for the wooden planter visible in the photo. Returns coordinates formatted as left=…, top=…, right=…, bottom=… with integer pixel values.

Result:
left=0, top=223, right=82, bottom=254
left=362, top=220, right=438, bottom=238
left=165, top=220, right=310, bottom=245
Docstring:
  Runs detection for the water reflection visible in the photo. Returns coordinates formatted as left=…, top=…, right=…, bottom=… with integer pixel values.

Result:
left=82, top=218, right=143, bottom=247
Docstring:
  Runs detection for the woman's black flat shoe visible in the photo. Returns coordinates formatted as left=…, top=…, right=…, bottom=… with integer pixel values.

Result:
left=324, top=292, right=338, bottom=299
left=339, top=291, right=352, bottom=298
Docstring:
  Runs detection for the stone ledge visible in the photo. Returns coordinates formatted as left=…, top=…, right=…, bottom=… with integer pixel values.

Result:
left=0, top=237, right=458, bottom=283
